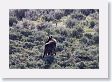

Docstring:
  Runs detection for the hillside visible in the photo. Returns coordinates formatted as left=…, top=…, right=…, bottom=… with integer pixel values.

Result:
left=9, top=9, right=99, bottom=69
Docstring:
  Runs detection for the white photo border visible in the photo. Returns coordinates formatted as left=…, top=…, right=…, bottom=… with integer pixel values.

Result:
left=0, top=0, right=108, bottom=78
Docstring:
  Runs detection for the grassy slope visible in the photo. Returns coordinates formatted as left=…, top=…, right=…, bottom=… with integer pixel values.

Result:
left=9, top=9, right=99, bottom=69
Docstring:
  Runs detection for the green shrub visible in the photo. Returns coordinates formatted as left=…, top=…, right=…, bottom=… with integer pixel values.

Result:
left=23, top=42, right=34, bottom=49
left=56, top=43, right=64, bottom=52
left=90, top=21, right=95, bottom=28
left=63, top=9, right=73, bottom=16
left=93, top=33, right=99, bottom=44
left=71, top=14, right=85, bottom=20
left=9, top=33, right=22, bottom=40
left=20, top=29, right=32, bottom=37
left=84, top=33, right=93, bottom=39
left=76, top=61, right=86, bottom=69
left=37, top=22, right=52, bottom=30
left=71, top=27, right=84, bottom=38
left=66, top=19, right=76, bottom=28
left=9, top=17, right=17, bottom=26
left=54, top=10, right=64, bottom=20
left=56, top=36, right=65, bottom=43
left=81, top=9, right=95, bottom=16
left=15, top=9, right=28, bottom=20
left=80, top=36, right=88, bottom=44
